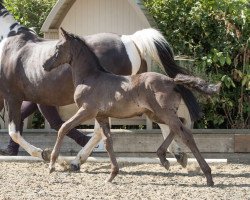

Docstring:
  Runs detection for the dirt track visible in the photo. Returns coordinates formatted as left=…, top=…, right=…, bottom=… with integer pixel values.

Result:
left=0, top=161, right=249, bottom=200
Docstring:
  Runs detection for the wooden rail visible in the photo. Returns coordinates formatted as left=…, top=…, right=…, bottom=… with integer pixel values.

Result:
left=0, top=129, right=249, bottom=154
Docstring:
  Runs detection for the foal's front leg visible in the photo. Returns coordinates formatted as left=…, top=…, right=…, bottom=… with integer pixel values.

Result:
left=49, top=107, right=97, bottom=173
left=70, top=119, right=102, bottom=170
left=96, top=117, right=119, bottom=182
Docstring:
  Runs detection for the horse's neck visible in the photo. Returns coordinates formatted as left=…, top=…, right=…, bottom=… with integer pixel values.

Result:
left=71, top=52, right=102, bottom=86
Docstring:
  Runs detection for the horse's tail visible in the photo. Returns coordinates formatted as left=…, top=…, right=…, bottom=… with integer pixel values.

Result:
left=174, top=74, right=221, bottom=95
left=129, top=28, right=202, bottom=121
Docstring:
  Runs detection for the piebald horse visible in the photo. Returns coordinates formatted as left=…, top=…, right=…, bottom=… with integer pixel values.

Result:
left=1, top=1, right=194, bottom=165
left=43, top=29, right=220, bottom=186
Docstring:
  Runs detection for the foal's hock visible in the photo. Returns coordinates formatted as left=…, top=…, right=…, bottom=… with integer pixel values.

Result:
left=43, top=28, right=220, bottom=186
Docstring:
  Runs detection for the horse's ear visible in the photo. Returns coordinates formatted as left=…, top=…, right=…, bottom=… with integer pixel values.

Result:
left=60, top=28, right=71, bottom=40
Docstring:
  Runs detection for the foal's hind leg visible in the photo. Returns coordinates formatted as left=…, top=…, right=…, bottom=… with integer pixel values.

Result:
left=158, top=123, right=187, bottom=168
left=166, top=118, right=214, bottom=186
left=156, top=129, right=175, bottom=170
left=96, top=117, right=119, bottom=182
left=176, top=124, right=214, bottom=186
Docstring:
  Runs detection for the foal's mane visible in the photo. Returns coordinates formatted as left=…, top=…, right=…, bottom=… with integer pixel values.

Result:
left=68, top=33, right=110, bottom=74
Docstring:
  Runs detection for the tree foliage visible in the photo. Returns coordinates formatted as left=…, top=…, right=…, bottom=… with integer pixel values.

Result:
left=145, top=0, right=250, bottom=128
left=4, top=0, right=56, bottom=36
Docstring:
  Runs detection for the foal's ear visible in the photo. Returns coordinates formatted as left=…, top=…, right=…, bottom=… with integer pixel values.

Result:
left=60, top=27, right=71, bottom=40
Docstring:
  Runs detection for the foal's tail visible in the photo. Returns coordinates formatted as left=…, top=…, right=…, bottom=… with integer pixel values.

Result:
left=174, top=74, right=221, bottom=95
left=129, top=28, right=202, bottom=121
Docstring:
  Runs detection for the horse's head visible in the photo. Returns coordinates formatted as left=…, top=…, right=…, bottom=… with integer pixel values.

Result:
left=43, top=28, right=73, bottom=72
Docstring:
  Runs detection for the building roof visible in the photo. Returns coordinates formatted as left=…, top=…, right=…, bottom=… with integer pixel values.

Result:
left=41, top=0, right=156, bottom=32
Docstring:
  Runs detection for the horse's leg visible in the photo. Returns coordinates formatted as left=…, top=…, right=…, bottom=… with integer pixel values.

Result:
left=0, top=94, right=4, bottom=111
left=38, top=104, right=91, bottom=147
left=70, top=119, right=102, bottom=169
left=49, top=107, right=97, bottom=173
left=158, top=123, right=187, bottom=168
left=176, top=124, right=214, bottom=186
left=156, top=129, right=175, bottom=170
left=5, top=99, right=43, bottom=158
left=96, top=117, right=119, bottom=182
left=163, top=115, right=214, bottom=186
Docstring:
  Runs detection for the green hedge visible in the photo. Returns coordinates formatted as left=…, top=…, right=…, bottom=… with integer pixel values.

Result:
left=145, top=0, right=250, bottom=129
left=5, top=0, right=56, bottom=36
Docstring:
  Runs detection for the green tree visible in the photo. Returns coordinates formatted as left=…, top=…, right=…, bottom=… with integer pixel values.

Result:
left=145, top=0, right=249, bottom=129
left=5, top=0, right=56, bottom=36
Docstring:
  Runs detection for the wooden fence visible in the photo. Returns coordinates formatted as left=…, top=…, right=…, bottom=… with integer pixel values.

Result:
left=0, top=129, right=249, bottom=155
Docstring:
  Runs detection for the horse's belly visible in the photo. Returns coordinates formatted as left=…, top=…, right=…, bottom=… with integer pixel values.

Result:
left=98, top=103, right=145, bottom=119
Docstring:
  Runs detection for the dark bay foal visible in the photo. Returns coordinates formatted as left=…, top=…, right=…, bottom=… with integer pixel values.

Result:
left=43, top=29, right=220, bottom=186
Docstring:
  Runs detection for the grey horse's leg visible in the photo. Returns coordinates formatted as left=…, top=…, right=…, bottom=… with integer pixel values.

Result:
left=49, top=107, right=97, bottom=173
left=97, top=117, right=119, bottom=182
left=156, top=130, right=175, bottom=170
left=164, top=117, right=214, bottom=186
left=176, top=124, right=214, bottom=186
left=158, top=123, right=187, bottom=168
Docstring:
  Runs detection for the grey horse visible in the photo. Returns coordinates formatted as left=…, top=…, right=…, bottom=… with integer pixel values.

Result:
left=43, top=29, right=220, bottom=186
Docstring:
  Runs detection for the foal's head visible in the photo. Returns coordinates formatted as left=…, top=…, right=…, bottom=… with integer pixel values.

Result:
left=43, top=28, right=83, bottom=71
left=43, top=28, right=109, bottom=74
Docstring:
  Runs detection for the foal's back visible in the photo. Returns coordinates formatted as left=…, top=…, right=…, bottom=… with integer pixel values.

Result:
left=80, top=71, right=178, bottom=119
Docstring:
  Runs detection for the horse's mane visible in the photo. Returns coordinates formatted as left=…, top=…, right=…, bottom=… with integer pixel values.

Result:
left=68, top=32, right=110, bottom=74
left=0, top=1, right=37, bottom=36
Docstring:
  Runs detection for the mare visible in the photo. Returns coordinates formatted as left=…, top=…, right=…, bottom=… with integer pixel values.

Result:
left=0, top=1, right=198, bottom=165
left=43, top=29, right=220, bottom=186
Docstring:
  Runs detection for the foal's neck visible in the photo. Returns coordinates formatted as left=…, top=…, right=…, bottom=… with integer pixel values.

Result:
left=71, top=47, right=102, bottom=86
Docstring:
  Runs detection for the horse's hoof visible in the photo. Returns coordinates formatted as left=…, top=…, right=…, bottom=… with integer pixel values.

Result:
left=207, top=180, right=214, bottom=187
left=70, top=163, right=80, bottom=171
left=49, top=167, right=55, bottom=174
left=176, top=152, right=188, bottom=168
left=163, top=160, right=170, bottom=170
left=105, top=173, right=117, bottom=183
left=42, top=148, right=53, bottom=162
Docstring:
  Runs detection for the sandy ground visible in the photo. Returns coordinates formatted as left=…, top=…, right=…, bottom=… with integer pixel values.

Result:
left=0, top=161, right=249, bottom=200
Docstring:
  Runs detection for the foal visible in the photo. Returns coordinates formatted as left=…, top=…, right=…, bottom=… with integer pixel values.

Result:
left=43, top=29, right=220, bottom=186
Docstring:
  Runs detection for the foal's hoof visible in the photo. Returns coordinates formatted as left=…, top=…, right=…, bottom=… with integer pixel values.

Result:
left=175, top=152, right=188, bottom=168
left=49, top=167, right=55, bottom=174
left=70, top=163, right=80, bottom=171
left=207, top=180, right=214, bottom=187
left=163, top=160, right=170, bottom=170
left=42, top=148, right=53, bottom=162
left=105, top=172, right=118, bottom=183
